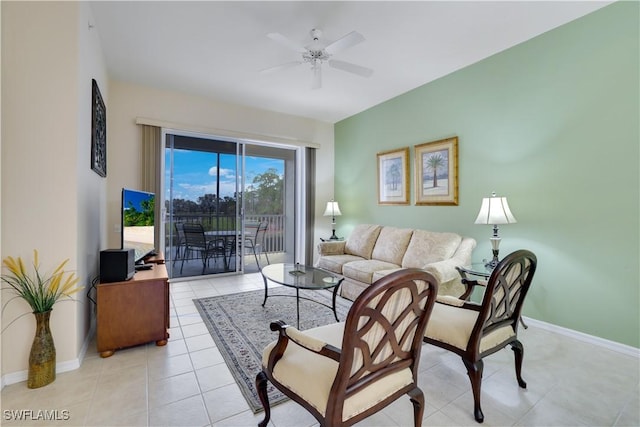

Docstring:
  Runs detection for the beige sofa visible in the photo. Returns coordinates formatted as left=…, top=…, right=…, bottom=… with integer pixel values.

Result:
left=316, top=224, right=476, bottom=300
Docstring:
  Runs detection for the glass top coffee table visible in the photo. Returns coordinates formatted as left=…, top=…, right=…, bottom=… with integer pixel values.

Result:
left=260, top=263, right=344, bottom=328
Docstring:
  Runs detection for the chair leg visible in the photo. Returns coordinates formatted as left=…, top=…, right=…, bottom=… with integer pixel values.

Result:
left=408, top=387, right=424, bottom=427
left=173, top=245, right=180, bottom=267
left=510, top=340, right=527, bottom=388
left=201, top=253, right=207, bottom=274
left=462, top=357, right=485, bottom=423
left=180, top=249, right=187, bottom=274
left=255, top=371, right=271, bottom=427
left=253, top=246, right=261, bottom=268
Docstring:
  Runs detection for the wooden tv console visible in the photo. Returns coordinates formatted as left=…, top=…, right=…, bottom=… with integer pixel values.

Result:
left=96, top=255, right=169, bottom=358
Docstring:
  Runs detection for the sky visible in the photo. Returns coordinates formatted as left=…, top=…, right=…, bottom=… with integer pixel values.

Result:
left=165, top=149, right=284, bottom=201
left=122, top=188, right=154, bottom=212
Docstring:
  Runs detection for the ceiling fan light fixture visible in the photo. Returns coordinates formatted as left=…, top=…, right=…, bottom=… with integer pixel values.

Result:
left=264, top=28, right=373, bottom=89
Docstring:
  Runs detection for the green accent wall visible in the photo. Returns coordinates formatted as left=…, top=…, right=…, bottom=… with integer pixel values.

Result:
left=334, top=2, right=639, bottom=347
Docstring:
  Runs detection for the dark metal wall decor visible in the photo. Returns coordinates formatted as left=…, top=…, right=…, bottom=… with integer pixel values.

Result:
left=91, top=79, right=106, bottom=177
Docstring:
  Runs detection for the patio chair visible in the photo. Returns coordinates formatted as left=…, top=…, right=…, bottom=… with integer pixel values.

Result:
left=172, top=222, right=187, bottom=267
left=226, top=221, right=270, bottom=270
left=180, top=223, right=227, bottom=274
left=245, top=221, right=270, bottom=267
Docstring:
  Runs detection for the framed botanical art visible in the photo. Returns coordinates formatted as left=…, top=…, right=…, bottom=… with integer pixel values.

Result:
left=91, top=79, right=107, bottom=177
left=377, top=147, right=410, bottom=205
left=414, top=136, right=458, bottom=205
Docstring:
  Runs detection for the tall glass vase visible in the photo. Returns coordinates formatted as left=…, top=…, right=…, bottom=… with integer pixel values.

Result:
left=28, top=310, right=56, bottom=388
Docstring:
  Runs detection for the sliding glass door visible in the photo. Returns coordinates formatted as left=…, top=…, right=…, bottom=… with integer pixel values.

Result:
left=162, top=131, right=296, bottom=279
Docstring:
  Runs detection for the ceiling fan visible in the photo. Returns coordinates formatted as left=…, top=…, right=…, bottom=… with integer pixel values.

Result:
left=262, top=28, right=373, bottom=89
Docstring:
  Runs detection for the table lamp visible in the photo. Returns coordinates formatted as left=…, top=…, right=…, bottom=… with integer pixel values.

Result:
left=323, top=200, right=342, bottom=240
left=474, top=192, right=517, bottom=269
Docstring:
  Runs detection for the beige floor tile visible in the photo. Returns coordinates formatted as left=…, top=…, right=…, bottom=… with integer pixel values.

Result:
left=85, top=409, right=148, bottom=427
left=148, top=371, right=201, bottom=409
left=149, top=395, right=210, bottom=426
left=181, top=322, right=210, bottom=338
left=147, top=352, right=194, bottom=380
left=189, top=347, right=225, bottom=370
left=86, top=383, right=148, bottom=425
left=211, top=408, right=274, bottom=427
left=263, top=399, right=317, bottom=427
left=202, top=382, right=252, bottom=423
left=195, top=364, right=236, bottom=392
left=185, top=333, right=216, bottom=353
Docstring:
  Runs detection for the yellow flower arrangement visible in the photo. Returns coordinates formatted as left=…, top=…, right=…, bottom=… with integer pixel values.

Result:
left=1, top=250, right=80, bottom=313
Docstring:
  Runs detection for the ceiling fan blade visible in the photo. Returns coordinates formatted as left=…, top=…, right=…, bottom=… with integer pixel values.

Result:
left=324, top=31, right=365, bottom=55
left=260, top=61, right=303, bottom=74
left=312, top=65, right=322, bottom=89
left=267, top=32, right=307, bottom=53
left=328, top=59, right=373, bottom=78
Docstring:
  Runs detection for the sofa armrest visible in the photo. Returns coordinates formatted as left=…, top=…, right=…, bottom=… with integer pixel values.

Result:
left=317, top=240, right=347, bottom=256
left=450, top=237, right=477, bottom=265
left=424, top=237, right=476, bottom=281
left=423, top=258, right=466, bottom=284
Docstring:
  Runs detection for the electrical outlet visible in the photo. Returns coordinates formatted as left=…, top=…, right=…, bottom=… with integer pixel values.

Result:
left=114, top=224, right=121, bottom=233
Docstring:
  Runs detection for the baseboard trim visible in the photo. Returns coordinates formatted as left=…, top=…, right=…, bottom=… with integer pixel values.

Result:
left=523, top=316, right=639, bottom=358
left=1, top=323, right=96, bottom=389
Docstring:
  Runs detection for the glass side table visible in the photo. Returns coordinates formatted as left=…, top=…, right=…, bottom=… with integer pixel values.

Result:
left=455, top=263, right=492, bottom=300
left=455, top=263, right=528, bottom=329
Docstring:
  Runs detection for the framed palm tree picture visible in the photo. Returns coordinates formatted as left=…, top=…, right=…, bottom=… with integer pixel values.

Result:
left=414, top=137, right=458, bottom=205
left=377, top=147, right=410, bottom=205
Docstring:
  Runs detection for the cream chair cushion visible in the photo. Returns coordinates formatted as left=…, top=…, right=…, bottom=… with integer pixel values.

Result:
left=263, top=322, right=414, bottom=422
left=424, top=301, right=516, bottom=352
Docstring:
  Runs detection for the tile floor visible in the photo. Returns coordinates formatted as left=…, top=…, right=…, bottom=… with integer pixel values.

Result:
left=1, top=273, right=638, bottom=427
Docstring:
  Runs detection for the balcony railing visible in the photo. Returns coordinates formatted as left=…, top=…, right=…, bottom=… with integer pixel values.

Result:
left=165, top=213, right=285, bottom=254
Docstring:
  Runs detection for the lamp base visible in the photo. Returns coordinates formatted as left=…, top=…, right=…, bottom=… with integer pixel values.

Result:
left=329, top=229, right=340, bottom=240
left=483, top=249, right=500, bottom=270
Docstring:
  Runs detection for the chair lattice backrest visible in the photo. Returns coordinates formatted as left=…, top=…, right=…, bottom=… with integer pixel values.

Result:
left=477, top=250, right=537, bottom=335
left=332, top=269, right=438, bottom=401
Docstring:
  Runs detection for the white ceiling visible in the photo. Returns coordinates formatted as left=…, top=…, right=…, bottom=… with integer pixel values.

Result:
left=90, top=1, right=611, bottom=123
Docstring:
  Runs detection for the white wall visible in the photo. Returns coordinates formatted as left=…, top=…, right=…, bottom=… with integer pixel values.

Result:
left=106, top=81, right=335, bottom=254
left=1, top=1, right=107, bottom=383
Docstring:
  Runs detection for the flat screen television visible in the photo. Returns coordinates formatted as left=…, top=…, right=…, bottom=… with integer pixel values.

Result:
left=121, top=188, right=156, bottom=264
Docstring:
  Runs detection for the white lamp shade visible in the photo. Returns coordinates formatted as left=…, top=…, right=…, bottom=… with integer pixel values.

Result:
left=474, top=195, right=517, bottom=225
left=323, top=201, right=342, bottom=217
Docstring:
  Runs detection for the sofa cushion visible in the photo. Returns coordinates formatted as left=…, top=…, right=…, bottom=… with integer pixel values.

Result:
left=343, top=259, right=400, bottom=285
left=345, top=224, right=382, bottom=259
left=402, top=230, right=462, bottom=268
left=371, top=268, right=404, bottom=283
left=371, top=227, right=413, bottom=265
left=316, top=254, right=364, bottom=274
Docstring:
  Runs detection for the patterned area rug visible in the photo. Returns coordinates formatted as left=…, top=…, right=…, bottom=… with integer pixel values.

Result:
left=193, top=287, right=352, bottom=413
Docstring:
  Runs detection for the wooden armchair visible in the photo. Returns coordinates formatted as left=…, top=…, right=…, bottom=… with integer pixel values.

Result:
left=255, top=268, right=439, bottom=427
left=423, top=249, right=537, bottom=423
